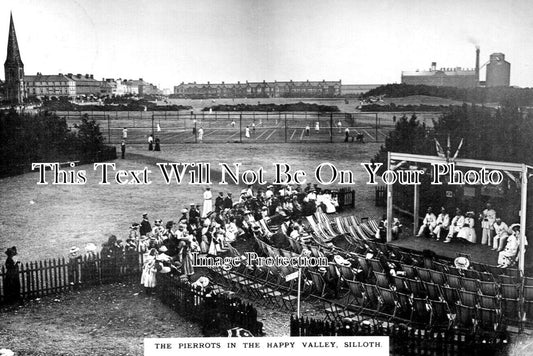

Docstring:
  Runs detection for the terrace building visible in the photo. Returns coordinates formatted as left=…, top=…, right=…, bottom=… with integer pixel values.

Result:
left=173, top=80, right=342, bottom=98
left=25, top=73, right=76, bottom=98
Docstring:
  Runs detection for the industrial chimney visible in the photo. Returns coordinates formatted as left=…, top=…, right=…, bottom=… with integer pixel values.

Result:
left=475, top=46, right=480, bottom=84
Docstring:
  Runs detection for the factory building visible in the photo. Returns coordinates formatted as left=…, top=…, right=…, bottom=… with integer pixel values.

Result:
left=401, top=48, right=511, bottom=89
left=486, top=53, right=511, bottom=87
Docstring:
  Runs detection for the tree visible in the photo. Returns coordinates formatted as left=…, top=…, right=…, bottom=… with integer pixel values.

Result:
left=75, top=115, right=105, bottom=161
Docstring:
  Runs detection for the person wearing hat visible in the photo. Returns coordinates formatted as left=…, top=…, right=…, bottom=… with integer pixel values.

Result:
left=444, top=208, right=465, bottom=243
left=4, top=247, right=21, bottom=304
left=129, top=222, right=140, bottom=241
left=223, top=192, right=233, bottom=210
left=480, top=203, right=497, bottom=247
left=186, top=204, right=198, bottom=226
left=202, top=187, right=213, bottom=218
left=177, top=231, right=196, bottom=278
left=178, top=209, right=188, bottom=225
left=151, top=219, right=164, bottom=237
left=124, top=234, right=139, bottom=273
left=215, top=192, right=225, bottom=213
left=492, top=218, right=509, bottom=251
left=101, top=235, right=123, bottom=282
left=121, top=139, right=126, bottom=159
left=457, top=211, right=477, bottom=243
left=225, top=216, right=239, bottom=243
left=68, top=246, right=82, bottom=287
left=141, top=248, right=158, bottom=295
left=82, top=243, right=99, bottom=285
left=140, top=213, right=152, bottom=237
left=432, top=207, right=450, bottom=241
left=416, top=207, right=436, bottom=238
left=154, top=136, right=161, bottom=151
left=498, top=224, right=521, bottom=267
left=162, top=221, right=180, bottom=256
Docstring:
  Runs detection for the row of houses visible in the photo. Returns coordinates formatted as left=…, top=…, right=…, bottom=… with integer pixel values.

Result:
left=23, top=73, right=162, bottom=99
left=173, top=80, right=343, bottom=98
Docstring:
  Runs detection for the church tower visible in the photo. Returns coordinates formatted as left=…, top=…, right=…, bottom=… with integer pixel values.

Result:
left=4, top=13, right=25, bottom=104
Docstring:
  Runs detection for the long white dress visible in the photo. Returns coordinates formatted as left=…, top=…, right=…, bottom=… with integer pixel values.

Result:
left=140, top=256, right=157, bottom=288
left=457, top=217, right=477, bottom=243
left=202, top=189, right=213, bottom=217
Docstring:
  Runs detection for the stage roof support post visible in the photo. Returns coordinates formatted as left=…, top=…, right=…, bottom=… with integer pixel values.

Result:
left=519, top=164, right=528, bottom=275
left=413, top=183, right=420, bottom=238
left=386, top=152, right=393, bottom=242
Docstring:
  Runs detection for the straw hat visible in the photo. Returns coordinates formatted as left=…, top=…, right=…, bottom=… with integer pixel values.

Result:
left=509, top=223, right=521, bottom=231
left=69, top=246, right=80, bottom=255
left=192, top=276, right=210, bottom=288
left=85, top=243, right=97, bottom=253
left=454, top=256, right=470, bottom=270
left=334, top=255, right=352, bottom=267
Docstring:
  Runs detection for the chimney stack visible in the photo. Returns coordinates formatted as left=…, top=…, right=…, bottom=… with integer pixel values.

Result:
left=475, top=46, right=480, bottom=83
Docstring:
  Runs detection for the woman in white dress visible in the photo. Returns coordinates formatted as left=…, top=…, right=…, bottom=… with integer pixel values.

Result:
left=202, top=187, right=213, bottom=217
left=458, top=211, right=477, bottom=243
left=141, top=248, right=158, bottom=295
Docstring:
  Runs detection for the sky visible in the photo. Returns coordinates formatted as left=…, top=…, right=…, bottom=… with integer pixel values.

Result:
left=1, top=0, right=532, bottom=90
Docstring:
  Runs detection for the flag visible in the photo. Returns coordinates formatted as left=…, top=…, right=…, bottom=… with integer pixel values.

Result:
left=452, top=138, right=464, bottom=161
left=435, top=139, right=445, bottom=158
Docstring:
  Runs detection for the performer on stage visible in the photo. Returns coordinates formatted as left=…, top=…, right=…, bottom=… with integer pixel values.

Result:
left=480, top=203, right=496, bottom=246
left=416, top=207, right=436, bottom=238
left=457, top=211, right=477, bottom=243
left=492, top=217, right=509, bottom=251
left=432, top=207, right=450, bottom=240
left=444, top=208, right=465, bottom=243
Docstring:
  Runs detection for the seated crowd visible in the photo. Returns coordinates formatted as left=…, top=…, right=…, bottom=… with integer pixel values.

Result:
left=416, top=204, right=527, bottom=268
left=127, top=183, right=342, bottom=292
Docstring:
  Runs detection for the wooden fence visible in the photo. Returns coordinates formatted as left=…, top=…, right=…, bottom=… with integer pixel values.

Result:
left=1, top=251, right=263, bottom=336
left=337, top=188, right=355, bottom=210
left=156, top=273, right=263, bottom=336
left=290, top=316, right=511, bottom=354
left=0, top=251, right=142, bottom=305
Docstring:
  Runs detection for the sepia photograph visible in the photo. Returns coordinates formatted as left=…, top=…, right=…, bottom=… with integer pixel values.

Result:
left=1, top=0, right=532, bottom=355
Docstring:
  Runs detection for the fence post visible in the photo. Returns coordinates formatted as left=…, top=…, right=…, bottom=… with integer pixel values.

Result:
left=107, top=115, right=111, bottom=144
left=194, top=116, right=197, bottom=144
left=285, top=113, right=287, bottom=143
left=330, top=112, right=333, bottom=143
left=375, top=113, right=378, bottom=142
left=239, top=114, right=242, bottom=143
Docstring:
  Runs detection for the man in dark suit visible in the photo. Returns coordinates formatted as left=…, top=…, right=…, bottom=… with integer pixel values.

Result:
left=189, top=204, right=200, bottom=225
left=140, top=213, right=152, bottom=236
left=223, top=193, right=233, bottom=210
left=215, top=192, right=224, bottom=212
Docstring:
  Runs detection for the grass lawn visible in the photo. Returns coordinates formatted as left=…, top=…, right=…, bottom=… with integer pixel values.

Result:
left=0, top=142, right=383, bottom=265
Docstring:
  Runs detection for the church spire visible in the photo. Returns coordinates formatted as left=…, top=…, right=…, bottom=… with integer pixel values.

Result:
left=4, top=12, right=25, bottom=104
left=5, top=12, right=23, bottom=67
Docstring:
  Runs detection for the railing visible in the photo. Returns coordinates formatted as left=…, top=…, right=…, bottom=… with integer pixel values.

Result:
left=156, top=273, right=263, bottom=336
left=1, top=251, right=262, bottom=335
left=0, top=251, right=141, bottom=304
left=337, top=188, right=356, bottom=210
left=290, top=316, right=511, bottom=353
left=53, top=110, right=424, bottom=144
